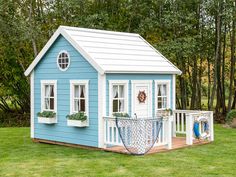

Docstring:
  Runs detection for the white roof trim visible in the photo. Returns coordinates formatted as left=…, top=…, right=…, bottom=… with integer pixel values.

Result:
left=24, top=26, right=182, bottom=76
left=24, top=26, right=105, bottom=76
left=138, top=36, right=182, bottom=75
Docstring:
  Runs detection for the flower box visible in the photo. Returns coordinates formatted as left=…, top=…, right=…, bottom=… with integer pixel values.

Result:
left=38, top=117, right=57, bottom=124
left=67, top=119, right=88, bottom=127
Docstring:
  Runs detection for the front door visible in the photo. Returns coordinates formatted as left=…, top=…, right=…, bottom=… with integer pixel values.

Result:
left=132, top=81, right=152, bottom=118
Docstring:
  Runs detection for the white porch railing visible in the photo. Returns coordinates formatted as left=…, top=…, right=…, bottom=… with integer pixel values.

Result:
left=103, top=110, right=214, bottom=151
left=173, top=110, right=214, bottom=145
left=103, top=116, right=172, bottom=149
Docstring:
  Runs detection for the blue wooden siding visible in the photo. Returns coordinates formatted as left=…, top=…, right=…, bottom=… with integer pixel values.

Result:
left=106, top=74, right=173, bottom=117
left=34, top=35, right=98, bottom=147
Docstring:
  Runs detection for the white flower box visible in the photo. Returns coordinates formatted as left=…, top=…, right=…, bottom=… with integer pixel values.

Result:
left=67, top=119, right=88, bottom=127
left=38, top=117, right=57, bottom=124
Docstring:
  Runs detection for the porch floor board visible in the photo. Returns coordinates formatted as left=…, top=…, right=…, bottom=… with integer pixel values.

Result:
left=103, top=137, right=210, bottom=155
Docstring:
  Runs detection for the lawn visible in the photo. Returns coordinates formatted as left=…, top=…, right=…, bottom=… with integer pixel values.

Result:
left=0, top=125, right=235, bottom=177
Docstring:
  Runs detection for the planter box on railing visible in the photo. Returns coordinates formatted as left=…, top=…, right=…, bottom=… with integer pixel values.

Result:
left=38, top=117, right=57, bottom=124
left=67, top=119, right=88, bottom=127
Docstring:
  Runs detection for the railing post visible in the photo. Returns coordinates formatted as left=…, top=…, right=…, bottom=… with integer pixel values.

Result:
left=209, top=111, right=214, bottom=141
left=186, top=113, right=193, bottom=145
left=165, top=116, right=172, bottom=149
left=172, top=112, right=176, bottom=137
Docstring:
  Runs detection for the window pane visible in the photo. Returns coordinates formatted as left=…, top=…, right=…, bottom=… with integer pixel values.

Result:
left=45, top=85, right=50, bottom=97
left=162, top=85, right=167, bottom=96
left=80, top=99, right=85, bottom=112
left=80, top=85, right=85, bottom=98
left=119, top=85, right=124, bottom=98
left=163, top=97, right=167, bottom=108
left=50, top=85, right=54, bottom=97
left=113, top=100, right=118, bottom=112
left=113, top=85, right=118, bottom=98
left=74, top=100, right=79, bottom=112
left=45, top=98, right=50, bottom=109
left=157, top=85, right=161, bottom=96
left=50, top=98, right=54, bottom=110
left=74, top=85, right=79, bottom=98
left=119, top=100, right=124, bottom=112
left=157, top=97, right=162, bottom=109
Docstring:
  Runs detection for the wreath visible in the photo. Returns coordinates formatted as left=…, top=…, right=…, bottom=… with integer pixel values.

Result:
left=137, top=91, right=147, bottom=103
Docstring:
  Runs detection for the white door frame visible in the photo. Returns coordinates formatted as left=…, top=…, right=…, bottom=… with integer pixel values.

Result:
left=131, top=80, right=152, bottom=118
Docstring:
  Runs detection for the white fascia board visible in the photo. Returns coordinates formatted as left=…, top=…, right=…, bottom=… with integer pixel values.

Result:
left=138, top=36, right=182, bottom=75
left=24, top=28, right=61, bottom=76
left=61, top=29, right=105, bottom=75
left=24, top=26, right=105, bottom=76
left=105, top=70, right=182, bottom=75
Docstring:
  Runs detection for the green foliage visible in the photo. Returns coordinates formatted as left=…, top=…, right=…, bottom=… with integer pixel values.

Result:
left=0, top=0, right=235, bottom=123
left=66, top=112, right=87, bottom=121
left=226, top=110, right=236, bottom=124
left=37, top=111, right=56, bottom=118
left=113, top=112, right=129, bottom=118
left=0, top=111, right=30, bottom=127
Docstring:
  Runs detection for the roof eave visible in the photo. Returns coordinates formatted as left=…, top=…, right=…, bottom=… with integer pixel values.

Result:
left=104, top=70, right=182, bottom=75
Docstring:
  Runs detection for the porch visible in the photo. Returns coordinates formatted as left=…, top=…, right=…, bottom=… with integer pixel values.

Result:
left=102, top=110, right=214, bottom=155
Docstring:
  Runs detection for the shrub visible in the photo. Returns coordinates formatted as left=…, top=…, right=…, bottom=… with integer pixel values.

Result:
left=66, top=112, right=87, bottom=121
left=113, top=113, right=129, bottom=118
left=37, top=111, right=56, bottom=118
left=226, top=110, right=236, bottom=124
left=0, top=111, right=30, bottom=127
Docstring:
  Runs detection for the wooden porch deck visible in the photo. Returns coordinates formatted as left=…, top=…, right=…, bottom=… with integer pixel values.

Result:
left=103, top=137, right=210, bottom=155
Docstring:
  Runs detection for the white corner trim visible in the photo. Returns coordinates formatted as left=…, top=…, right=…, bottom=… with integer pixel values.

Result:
left=40, top=80, right=57, bottom=114
left=69, top=80, right=89, bottom=120
left=30, top=71, right=34, bottom=138
left=108, top=80, right=129, bottom=116
left=172, top=75, right=176, bottom=110
left=98, top=74, right=106, bottom=148
left=154, top=80, right=171, bottom=115
left=131, top=80, right=153, bottom=117
left=57, top=50, right=71, bottom=71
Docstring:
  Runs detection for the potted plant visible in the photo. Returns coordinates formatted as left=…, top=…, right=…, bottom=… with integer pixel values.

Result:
left=113, top=113, right=129, bottom=118
left=66, top=112, right=88, bottom=127
left=157, top=108, right=172, bottom=118
left=37, top=111, right=57, bottom=124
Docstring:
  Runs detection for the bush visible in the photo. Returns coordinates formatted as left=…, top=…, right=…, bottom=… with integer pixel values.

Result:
left=113, top=113, right=129, bottom=118
left=226, top=110, right=236, bottom=124
left=37, top=111, right=56, bottom=118
left=0, top=112, right=30, bottom=127
left=66, top=112, right=87, bottom=121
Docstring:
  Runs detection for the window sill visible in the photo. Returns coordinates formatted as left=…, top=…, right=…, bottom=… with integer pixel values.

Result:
left=67, top=119, right=88, bottom=127
left=38, top=117, right=57, bottom=124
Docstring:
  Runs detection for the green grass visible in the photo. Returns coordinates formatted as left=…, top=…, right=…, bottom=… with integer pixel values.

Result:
left=0, top=125, right=236, bottom=177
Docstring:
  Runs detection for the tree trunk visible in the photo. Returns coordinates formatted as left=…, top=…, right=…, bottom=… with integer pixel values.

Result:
left=228, top=1, right=236, bottom=112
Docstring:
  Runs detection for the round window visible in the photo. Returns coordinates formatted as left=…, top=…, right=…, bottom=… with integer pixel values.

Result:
left=57, top=51, right=70, bottom=71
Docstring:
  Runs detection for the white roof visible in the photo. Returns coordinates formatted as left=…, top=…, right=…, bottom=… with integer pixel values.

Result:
left=24, top=26, right=181, bottom=76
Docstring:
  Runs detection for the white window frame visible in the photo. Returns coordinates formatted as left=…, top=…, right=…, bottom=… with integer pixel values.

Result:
left=40, top=80, right=57, bottom=113
left=57, top=50, right=70, bottom=71
left=70, top=80, right=89, bottom=117
left=109, top=80, right=129, bottom=116
left=155, top=80, right=171, bottom=114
